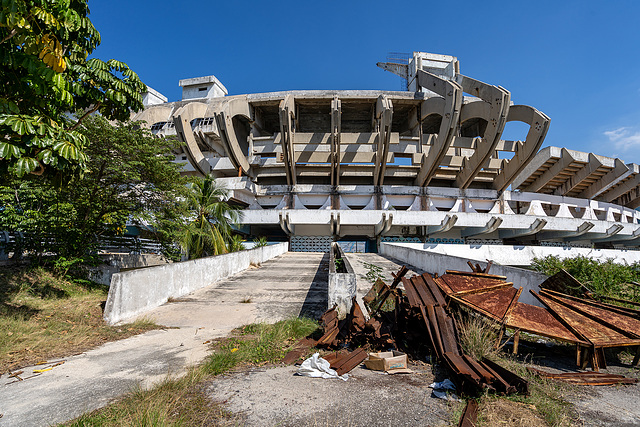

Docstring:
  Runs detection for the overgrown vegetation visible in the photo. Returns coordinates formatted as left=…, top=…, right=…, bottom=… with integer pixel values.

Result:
left=0, top=266, right=157, bottom=373
left=456, top=311, right=500, bottom=361
left=63, top=318, right=319, bottom=426
left=532, top=255, right=640, bottom=302
left=253, top=236, right=268, bottom=247
left=363, top=262, right=384, bottom=283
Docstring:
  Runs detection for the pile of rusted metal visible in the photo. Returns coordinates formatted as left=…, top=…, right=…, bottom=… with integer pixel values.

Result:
left=437, top=267, right=640, bottom=372
left=310, top=265, right=529, bottom=395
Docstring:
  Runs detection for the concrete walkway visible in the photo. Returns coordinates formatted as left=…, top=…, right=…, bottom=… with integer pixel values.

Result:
left=0, top=252, right=329, bottom=427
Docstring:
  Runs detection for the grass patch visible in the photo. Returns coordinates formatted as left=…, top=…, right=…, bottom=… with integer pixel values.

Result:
left=456, top=311, right=501, bottom=361
left=481, top=355, right=580, bottom=426
left=0, top=265, right=158, bottom=374
left=532, top=255, right=640, bottom=302
left=63, top=317, right=319, bottom=426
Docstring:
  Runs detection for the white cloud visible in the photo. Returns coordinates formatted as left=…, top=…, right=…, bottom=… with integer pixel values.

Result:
left=604, top=127, right=640, bottom=151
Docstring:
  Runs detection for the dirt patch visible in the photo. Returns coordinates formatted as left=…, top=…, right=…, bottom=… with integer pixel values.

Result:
left=205, top=362, right=452, bottom=426
left=480, top=399, right=546, bottom=426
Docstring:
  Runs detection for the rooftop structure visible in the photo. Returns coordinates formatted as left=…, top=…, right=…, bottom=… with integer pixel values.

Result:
left=133, top=52, right=640, bottom=252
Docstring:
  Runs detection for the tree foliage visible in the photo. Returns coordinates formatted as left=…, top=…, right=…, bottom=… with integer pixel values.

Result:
left=0, top=116, right=187, bottom=259
left=0, top=0, right=146, bottom=178
left=180, top=175, right=241, bottom=259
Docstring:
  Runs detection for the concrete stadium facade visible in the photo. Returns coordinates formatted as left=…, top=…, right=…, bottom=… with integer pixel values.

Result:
left=133, top=52, right=640, bottom=255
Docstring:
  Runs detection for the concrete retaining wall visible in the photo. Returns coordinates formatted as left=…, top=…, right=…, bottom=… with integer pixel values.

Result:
left=328, top=243, right=357, bottom=318
left=379, top=242, right=548, bottom=307
left=402, top=243, right=640, bottom=266
left=104, top=242, right=289, bottom=324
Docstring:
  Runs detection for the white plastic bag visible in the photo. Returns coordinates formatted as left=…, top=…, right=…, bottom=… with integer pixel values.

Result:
left=295, top=353, right=349, bottom=381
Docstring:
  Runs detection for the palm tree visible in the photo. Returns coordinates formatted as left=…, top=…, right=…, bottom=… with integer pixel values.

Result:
left=181, top=175, right=241, bottom=259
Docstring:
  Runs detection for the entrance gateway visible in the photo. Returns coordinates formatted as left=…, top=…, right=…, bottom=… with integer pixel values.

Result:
left=134, top=52, right=640, bottom=256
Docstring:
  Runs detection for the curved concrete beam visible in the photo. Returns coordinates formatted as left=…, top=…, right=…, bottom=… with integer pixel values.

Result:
left=131, top=106, right=173, bottom=129
left=278, top=95, right=297, bottom=185
left=215, top=98, right=252, bottom=176
left=493, top=105, right=550, bottom=192
left=461, top=216, right=503, bottom=238
left=455, top=75, right=511, bottom=189
left=499, top=218, right=547, bottom=239
left=414, top=70, right=463, bottom=186
left=425, top=214, right=458, bottom=236
left=173, top=102, right=210, bottom=176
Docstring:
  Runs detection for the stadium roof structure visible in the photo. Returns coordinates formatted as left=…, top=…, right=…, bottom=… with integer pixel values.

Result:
left=133, top=52, right=640, bottom=252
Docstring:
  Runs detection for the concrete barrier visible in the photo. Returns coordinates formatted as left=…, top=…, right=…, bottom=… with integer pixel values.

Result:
left=379, top=242, right=548, bottom=307
left=328, top=243, right=357, bottom=318
left=104, top=242, right=289, bottom=324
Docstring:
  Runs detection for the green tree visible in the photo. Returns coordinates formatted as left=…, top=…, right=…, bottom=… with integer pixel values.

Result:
left=181, top=175, right=241, bottom=259
left=0, top=116, right=187, bottom=259
left=0, top=0, right=146, bottom=178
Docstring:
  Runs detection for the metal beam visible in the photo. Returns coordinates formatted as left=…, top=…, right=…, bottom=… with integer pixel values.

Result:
left=493, top=105, right=550, bottom=192
left=553, top=153, right=603, bottom=196
left=523, top=148, right=575, bottom=193
left=455, top=75, right=511, bottom=189
left=331, top=96, right=341, bottom=187
left=278, top=95, right=297, bottom=185
left=374, top=95, right=393, bottom=186
left=414, top=70, right=463, bottom=186
left=461, top=216, right=503, bottom=238
left=499, top=218, right=547, bottom=240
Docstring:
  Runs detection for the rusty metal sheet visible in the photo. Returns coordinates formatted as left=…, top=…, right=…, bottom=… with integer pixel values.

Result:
left=460, top=287, right=519, bottom=320
left=435, top=306, right=459, bottom=355
left=539, top=269, right=588, bottom=297
left=540, top=290, right=640, bottom=338
left=440, top=273, right=512, bottom=295
left=444, top=352, right=482, bottom=384
left=535, top=292, right=635, bottom=346
left=506, top=302, right=586, bottom=344
left=426, top=305, right=445, bottom=357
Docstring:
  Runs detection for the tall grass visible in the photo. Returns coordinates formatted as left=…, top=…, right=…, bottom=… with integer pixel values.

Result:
left=531, top=255, right=640, bottom=301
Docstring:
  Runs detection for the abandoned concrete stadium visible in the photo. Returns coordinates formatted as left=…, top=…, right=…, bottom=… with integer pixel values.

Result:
left=134, top=51, right=640, bottom=262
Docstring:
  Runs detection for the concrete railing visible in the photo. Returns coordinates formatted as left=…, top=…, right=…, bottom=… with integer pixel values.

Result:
left=380, top=242, right=548, bottom=307
left=104, top=242, right=289, bottom=324
left=328, top=242, right=357, bottom=318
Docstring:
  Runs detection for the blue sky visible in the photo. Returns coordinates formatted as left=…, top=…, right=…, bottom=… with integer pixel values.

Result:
left=91, top=0, right=640, bottom=163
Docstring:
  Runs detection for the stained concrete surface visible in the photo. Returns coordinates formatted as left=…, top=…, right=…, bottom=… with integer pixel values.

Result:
left=0, top=252, right=328, bottom=426
left=206, top=363, right=449, bottom=427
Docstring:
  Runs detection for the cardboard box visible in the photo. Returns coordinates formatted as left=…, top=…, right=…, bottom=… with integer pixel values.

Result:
left=364, top=351, right=410, bottom=374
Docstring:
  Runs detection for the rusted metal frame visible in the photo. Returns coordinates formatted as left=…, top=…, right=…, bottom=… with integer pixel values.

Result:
left=502, top=287, right=523, bottom=321
left=436, top=306, right=461, bottom=355
left=278, top=95, right=297, bottom=185
left=412, top=275, right=439, bottom=306
left=443, top=352, right=483, bottom=385
left=432, top=275, right=454, bottom=296
left=591, top=293, right=640, bottom=310
left=445, top=270, right=507, bottom=280
left=455, top=75, right=511, bottom=189
left=539, top=290, right=640, bottom=339
left=426, top=305, right=446, bottom=358
left=448, top=294, right=504, bottom=322
left=422, top=273, right=448, bottom=306
left=402, top=277, right=421, bottom=307
left=527, top=367, right=638, bottom=385
left=414, top=71, right=463, bottom=187
left=419, top=305, right=438, bottom=357
left=505, top=303, right=589, bottom=346
left=330, top=96, right=342, bottom=187
left=374, top=95, right=393, bottom=186
left=391, top=265, right=409, bottom=288
left=539, top=269, right=590, bottom=297
left=481, top=358, right=529, bottom=395
left=548, top=289, right=640, bottom=320
left=512, top=330, right=521, bottom=354
left=331, top=348, right=368, bottom=375
left=458, top=399, right=479, bottom=427
left=461, top=354, right=495, bottom=383
left=368, top=266, right=409, bottom=318
left=450, top=282, right=514, bottom=297
left=467, top=261, right=480, bottom=273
